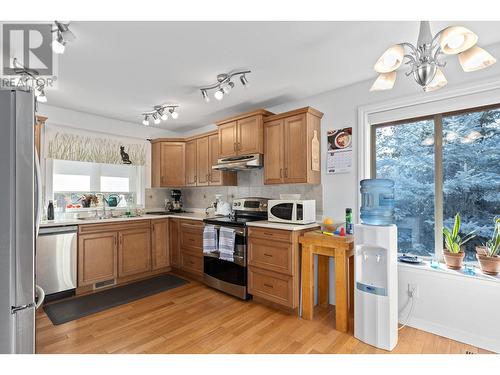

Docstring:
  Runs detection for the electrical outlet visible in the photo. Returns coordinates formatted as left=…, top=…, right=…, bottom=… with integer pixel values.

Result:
left=408, top=283, right=419, bottom=299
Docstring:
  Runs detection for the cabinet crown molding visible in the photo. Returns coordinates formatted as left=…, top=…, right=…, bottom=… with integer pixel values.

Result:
left=264, top=107, right=324, bottom=122
left=215, top=108, right=274, bottom=126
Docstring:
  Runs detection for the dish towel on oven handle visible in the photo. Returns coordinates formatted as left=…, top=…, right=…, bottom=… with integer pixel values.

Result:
left=218, top=227, right=236, bottom=262
left=203, top=225, right=218, bottom=254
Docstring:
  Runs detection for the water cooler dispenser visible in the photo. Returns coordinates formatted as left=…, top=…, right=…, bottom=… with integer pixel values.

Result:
left=354, top=178, right=398, bottom=351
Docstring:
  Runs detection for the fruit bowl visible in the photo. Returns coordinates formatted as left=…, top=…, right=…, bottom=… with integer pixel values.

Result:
left=321, top=222, right=341, bottom=233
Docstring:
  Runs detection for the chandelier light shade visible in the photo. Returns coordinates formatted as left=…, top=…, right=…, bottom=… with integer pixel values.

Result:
left=370, top=21, right=496, bottom=93
left=141, top=104, right=179, bottom=126
left=439, top=26, right=478, bottom=55
left=200, top=69, right=251, bottom=102
left=370, top=72, right=397, bottom=91
left=423, top=68, right=448, bottom=92
left=374, top=45, right=405, bottom=73
left=458, top=45, right=497, bottom=72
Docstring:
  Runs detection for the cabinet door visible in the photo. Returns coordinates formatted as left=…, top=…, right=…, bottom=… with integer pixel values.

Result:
left=152, top=219, right=169, bottom=270
left=237, top=115, right=263, bottom=155
left=284, top=114, right=307, bottom=183
left=160, top=142, right=185, bottom=186
left=185, top=140, right=197, bottom=186
left=218, top=121, right=237, bottom=158
left=208, top=134, right=221, bottom=185
left=78, top=232, right=117, bottom=286
left=169, top=219, right=180, bottom=268
left=196, top=136, right=209, bottom=186
left=118, top=228, right=151, bottom=277
left=264, top=119, right=285, bottom=184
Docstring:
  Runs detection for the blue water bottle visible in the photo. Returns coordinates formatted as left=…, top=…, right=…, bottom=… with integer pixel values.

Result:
left=360, top=179, right=395, bottom=225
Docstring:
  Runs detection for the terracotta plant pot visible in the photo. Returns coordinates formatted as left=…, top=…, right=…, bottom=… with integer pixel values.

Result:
left=476, top=254, right=500, bottom=276
left=443, top=250, right=465, bottom=270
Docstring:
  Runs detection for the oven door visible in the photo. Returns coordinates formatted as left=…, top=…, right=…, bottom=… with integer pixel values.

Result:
left=203, top=225, right=246, bottom=286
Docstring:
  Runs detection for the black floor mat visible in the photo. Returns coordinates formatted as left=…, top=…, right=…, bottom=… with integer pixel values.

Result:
left=43, top=274, right=189, bottom=325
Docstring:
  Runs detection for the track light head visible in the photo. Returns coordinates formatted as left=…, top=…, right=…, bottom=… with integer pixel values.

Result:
left=52, top=35, right=66, bottom=54
left=201, top=89, right=210, bottom=103
left=142, top=115, right=150, bottom=126
left=152, top=113, right=160, bottom=125
left=214, top=89, right=224, bottom=101
left=36, top=90, right=47, bottom=103
left=157, top=108, right=168, bottom=121
left=169, top=107, right=179, bottom=119
left=52, top=21, right=75, bottom=54
left=240, top=74, right=249, bottom=87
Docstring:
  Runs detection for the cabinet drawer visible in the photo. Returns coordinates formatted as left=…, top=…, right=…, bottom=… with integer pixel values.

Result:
left=180, top=229, right=203, bottom=251
left=181, top=252, right=203, bottom=275
left=248, top=227, right=292, bottom=243
left=79, top=220, right=150, bottom=234
left=248, top=238, right=292, bottom=275
left=248, top=267, right=293, bottom=308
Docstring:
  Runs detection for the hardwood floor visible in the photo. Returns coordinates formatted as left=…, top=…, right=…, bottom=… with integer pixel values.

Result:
left=36, top=276, right=490, bottom=354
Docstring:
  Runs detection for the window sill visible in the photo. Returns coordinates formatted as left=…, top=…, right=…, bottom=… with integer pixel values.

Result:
left=398, top=259, right=500, bottom=285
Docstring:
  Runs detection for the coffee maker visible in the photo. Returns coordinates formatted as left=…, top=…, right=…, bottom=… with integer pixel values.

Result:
left=170, top=189, right=183, bottom=212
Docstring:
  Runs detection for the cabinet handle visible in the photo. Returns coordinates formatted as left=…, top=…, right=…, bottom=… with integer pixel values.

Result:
left=194, top=175, right=197, bottom=183
left=208, top=173, right=211, bottom=182
left=263, top=253, right=273, bottom=257
left=284, top=168, right=288, bottom=178
left=279, top=168, right=282, bottom=178
left=233, top=142, right=237, bottom=152
left=263, top=232, right=274, bottom=236
left=263, top=283, right=274, bottom=288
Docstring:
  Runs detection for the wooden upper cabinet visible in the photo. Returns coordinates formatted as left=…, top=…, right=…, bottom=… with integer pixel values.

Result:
left=263, top=107, right=323, bottom=185
left=152, top=219, right=169, bottom=270
left=185, top=140, right=197, bottom=186
left=196, top=136, right=209, bottom=186
left=264, top=119, right=285, bottom=184
left=118, top=228, right=152, bottom=278
left=284, top=114, right=308, bottom=183
left=218, top=121, right=238, bottom=158
left=78, top=231, right=117, bottom=286
left=151, top=141, right=186, bottom=187
left=216, top=109, right=273, bottom=157
left=237, top=115, right=263, bottom=155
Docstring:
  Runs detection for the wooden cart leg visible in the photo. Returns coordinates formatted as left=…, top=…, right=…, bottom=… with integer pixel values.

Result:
left=334, top=248, right=349, bottom=333
left=301, top=245, right=314, bottom=320
left=318, top=255, right=329, bottom=306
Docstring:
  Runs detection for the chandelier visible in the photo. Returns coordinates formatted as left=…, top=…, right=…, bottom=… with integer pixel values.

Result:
left=370, top=21, right=496, bottom=92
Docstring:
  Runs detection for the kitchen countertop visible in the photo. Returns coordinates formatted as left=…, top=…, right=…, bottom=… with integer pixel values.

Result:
left=40, top=211, right=210, bottom=228
left=246, top=220, right=320, bottom=231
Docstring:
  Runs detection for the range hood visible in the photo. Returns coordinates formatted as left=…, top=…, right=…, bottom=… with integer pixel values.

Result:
left=212, top=153, right=263, bottom=171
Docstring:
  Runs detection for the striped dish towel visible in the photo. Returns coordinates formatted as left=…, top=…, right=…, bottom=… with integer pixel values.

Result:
left=218, top=227, right=235, bottom=262
left=203, top=225, right=218, bottom=254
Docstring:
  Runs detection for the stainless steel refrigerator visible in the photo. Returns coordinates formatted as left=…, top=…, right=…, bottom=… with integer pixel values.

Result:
left=0, top=89, right=44, bottom=354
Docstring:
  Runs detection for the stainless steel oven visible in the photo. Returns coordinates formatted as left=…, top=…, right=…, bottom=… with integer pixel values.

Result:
left=202, top=197, right=269, bottom=300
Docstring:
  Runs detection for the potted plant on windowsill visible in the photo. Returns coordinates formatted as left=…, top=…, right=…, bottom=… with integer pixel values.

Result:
left=442, top=213, right=476, bottom=270
left=476, top=218, right=500, bottom=276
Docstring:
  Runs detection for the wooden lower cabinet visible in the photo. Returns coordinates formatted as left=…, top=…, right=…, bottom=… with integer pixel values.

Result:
left=179, top=219, right=204, bottom=276
left=248, top=226, right=318, bottom=310
left=118, top=228, right=151, bottom=278
left=151, top=219, right=169, bottom=270
left=169, top=219, right=181, bottom=268
left=78, top=232, right=118, bottom=287
left=77, top=220, right=171, bottom=293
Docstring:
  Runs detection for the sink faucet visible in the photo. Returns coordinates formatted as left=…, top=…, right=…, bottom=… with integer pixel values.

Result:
left=96, top=193, right=107, bottom=218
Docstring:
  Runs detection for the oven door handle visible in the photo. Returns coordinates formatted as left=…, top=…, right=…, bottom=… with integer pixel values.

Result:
left=207, top=224, right=246, bottom=237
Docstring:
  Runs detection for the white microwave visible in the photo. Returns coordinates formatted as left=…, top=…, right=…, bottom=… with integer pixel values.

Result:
left=267, top=200, right=316, bottom=225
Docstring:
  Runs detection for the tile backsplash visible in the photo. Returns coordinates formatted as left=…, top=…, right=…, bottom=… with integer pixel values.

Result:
left=145, top=169, right=323, bottom=214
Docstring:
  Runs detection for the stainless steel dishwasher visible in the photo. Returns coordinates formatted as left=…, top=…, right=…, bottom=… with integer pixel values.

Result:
left=36, top=225, right=78, bottom=298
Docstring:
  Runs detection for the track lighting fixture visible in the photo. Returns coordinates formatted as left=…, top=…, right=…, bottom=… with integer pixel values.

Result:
left=52, top=21, right=76, bottom=55
left=11, top=58, right=49, bottom=102
left=140, top=104, right=180, bottom=126
left=371, top=21, right=496, bottom=92
left=199, top=69, right=251, bottom=102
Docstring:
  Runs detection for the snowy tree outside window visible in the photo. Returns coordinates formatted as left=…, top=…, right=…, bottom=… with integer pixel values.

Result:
left=374, top=106, right=500, bottom=261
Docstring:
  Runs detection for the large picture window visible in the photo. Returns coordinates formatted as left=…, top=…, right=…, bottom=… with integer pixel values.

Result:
left=372, top=104, right=500, bottom=261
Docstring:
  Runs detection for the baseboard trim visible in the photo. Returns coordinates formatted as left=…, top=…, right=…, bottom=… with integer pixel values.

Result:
left=400, top=316, right=499, bottom=353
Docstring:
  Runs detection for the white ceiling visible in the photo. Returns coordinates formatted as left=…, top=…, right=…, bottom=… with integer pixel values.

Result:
left=48, top=21, right=500, bottom=132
